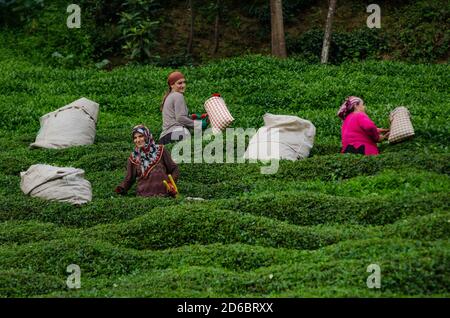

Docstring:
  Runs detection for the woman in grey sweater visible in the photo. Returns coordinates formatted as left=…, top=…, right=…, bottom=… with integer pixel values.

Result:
left=159, top=71, right=199, bottom=145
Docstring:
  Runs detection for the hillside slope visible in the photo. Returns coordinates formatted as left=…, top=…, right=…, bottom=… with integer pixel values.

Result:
left=0, top=49, right=449, bottom=297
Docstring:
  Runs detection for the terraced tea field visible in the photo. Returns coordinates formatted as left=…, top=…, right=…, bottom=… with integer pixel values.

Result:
left=0, top=49, right=448, bottom=297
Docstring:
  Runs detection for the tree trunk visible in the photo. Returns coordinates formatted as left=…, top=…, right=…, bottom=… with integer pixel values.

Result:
left=321, top=0, right=337, bottom=64
left=187, top=0, right=195, bottom=55
left=270, top=0, right=287, bottom=58
left=212, top=0, right=221, bottom=54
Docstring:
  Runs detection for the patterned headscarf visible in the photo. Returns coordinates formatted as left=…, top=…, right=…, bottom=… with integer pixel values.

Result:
left=129, top=125, right=163, bottom=178
left=337, top=96, right=363, bottom=120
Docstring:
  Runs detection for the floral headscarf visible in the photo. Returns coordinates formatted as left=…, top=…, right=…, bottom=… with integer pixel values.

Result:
left=129, top=125, right=163, bottom=178
left=337, top=96, right=363, bottom=120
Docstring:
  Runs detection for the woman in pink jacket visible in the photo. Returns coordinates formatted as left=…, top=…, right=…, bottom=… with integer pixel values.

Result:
left=338, top=96, right=389, bottom=156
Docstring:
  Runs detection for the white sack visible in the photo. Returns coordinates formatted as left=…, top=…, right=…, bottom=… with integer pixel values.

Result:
left=30, top=97, right=99, bottom=149
left=20, top=164, right=92, bottom=205
left=244, top=113, right=316, bottom=161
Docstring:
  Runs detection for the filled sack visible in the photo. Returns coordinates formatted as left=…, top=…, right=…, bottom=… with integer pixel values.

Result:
left=388, top=106, right=414, bottom=144
left=20, top=164, right=92, bottom=205
left=204, top=94, right=234, bottom=134
left=244, top=113, right=316, bottom=161
left=31, top=97, right=99, bottom=149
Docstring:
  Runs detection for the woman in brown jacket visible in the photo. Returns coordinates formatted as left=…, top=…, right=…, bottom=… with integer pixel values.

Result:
left=115, top=125, right=179, bottom=197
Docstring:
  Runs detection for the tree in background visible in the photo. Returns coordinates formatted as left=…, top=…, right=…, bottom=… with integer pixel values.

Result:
left=118, top=0, right=160, bottom=62
left=187, top=0, right=195, bottom=55
left=270, top=0, right=287, bottom=58
left=212, top=0, right=222, bottom=55
left=321, top=0, right=337, bottom=64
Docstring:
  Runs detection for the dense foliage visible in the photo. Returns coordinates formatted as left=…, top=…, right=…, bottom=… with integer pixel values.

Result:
left=0, top=45, right=448, bottom=297
left=0, top=0, right=448, bottom=67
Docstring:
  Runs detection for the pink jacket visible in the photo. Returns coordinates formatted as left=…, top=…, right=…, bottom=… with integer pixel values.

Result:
left=341, top=112, right=380, bottom=156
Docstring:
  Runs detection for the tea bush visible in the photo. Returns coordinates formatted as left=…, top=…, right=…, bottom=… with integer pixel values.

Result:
left=0, top=51, right=448, bottom=297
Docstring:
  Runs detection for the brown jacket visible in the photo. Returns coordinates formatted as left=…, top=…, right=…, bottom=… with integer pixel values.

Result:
left=119, top=148, right=179, bottom=197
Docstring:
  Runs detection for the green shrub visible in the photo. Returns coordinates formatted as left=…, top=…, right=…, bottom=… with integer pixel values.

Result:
left=0, top=52, right=448, bottom=297
left=0, top=0, right=45, bottom=28
left=287, top=28, right=387, bottom=64
left=383, top=211, right=450, bottom=241
left=117, top=0, right=161, bottom=63
left=19, top=239, right=449, bottom=297
left=0, top=195, right=176, bottom=227
left=0, top=269, right=65, bottom=297
left=216, top=191, right=449, bottom=226
left=0, top=221, right=66, bottom=245
left=388, top=0, right=450, bottom=62
left=85, top=204, right=373, bottom=250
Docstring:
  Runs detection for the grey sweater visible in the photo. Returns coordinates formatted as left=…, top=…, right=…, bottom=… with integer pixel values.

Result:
left=160, top=92, right=196, bottom=139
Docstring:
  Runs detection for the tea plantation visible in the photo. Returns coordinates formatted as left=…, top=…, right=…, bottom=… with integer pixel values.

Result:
left=0, top=46, right=448, bottom=297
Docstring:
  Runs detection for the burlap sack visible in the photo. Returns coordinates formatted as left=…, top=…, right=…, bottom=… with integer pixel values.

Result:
left=244, top=113, right=316, bottom=161
left=30, top=97, right=99, bottom=149
left=20, top=164, right=92, bottom=205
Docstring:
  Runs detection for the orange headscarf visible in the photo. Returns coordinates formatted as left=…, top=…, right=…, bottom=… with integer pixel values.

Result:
left=160, top=71, right=185, bottom=111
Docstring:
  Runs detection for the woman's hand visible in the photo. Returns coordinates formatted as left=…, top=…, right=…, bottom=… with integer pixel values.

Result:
left=167, top=183, right=178, bottom=197
left=201, top=118, right=208, bottom=130
left=379, top=132, right=390, bottom=141
left=377, top=128, right=390, bottom=142
left=114, top=186, right=125, bottom=195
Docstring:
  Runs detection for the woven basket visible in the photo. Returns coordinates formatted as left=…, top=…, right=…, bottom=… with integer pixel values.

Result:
left=204, top=95, right=234, bottom=134
left=388, top=106, right=414, bottom=143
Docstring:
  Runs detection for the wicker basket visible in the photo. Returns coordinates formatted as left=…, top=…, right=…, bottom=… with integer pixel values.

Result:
left=204, top=94, right=234, bottom=134
left=388, top=106, right=414, bottom=143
